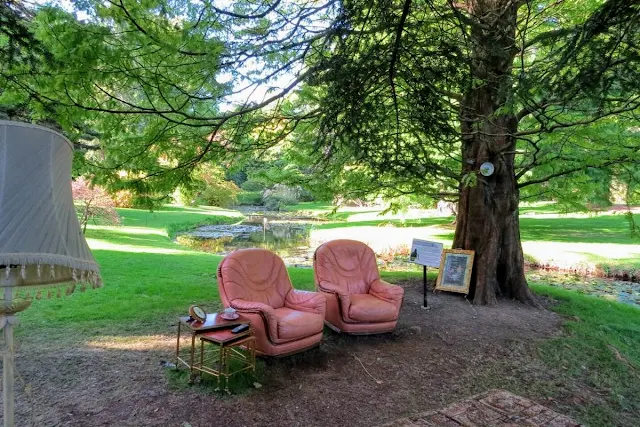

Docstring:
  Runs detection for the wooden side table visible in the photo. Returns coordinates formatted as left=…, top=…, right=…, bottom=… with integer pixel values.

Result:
left=198, top=328, right=257, bottom=393
left=175, top=313, right=249, bottom=383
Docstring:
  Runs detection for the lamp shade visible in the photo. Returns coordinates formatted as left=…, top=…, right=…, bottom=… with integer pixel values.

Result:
left=0, top=120, right=101, bottom=297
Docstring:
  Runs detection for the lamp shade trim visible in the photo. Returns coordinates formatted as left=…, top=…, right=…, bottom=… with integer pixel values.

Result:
left=1, top=261, right=102, bottom=288
left=0, top=252, right=100, bottom=274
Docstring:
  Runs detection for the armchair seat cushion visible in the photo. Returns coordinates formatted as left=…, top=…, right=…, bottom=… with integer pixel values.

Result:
left=348, top=294, right=398, bottom=323
left=275, top=307, right=324, bottom=341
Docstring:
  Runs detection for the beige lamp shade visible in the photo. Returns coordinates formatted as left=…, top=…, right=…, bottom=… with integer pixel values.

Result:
left=0, top=120, right=102, bottom=299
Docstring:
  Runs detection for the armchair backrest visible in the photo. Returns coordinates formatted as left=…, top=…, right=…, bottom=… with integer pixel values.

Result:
left=313, top=239, right=380, bottom=295
left=217, top=248, right=292, bottom=308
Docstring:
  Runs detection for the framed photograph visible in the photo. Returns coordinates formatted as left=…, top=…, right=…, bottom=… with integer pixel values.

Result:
left=435, top=249, right=475, bottom=294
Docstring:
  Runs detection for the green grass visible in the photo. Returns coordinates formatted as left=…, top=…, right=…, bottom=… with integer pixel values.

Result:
left=119, top=204, right=242, bottom=228
left=518, top=201, right=561, bottom=215
left=531, top=284, right=640, bottom=426
left=16, top=203, right=640, bottom=421
left=298, top=203, right=640, bottom=272
left=314, top=217, right=454, bottom=230
left=519, top=215, right=638, bottom=244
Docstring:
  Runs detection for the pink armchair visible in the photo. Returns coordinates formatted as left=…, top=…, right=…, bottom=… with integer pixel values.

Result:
left=217, top=249, right=326, bottom=356
left=314, top=239, right=404, bottom=334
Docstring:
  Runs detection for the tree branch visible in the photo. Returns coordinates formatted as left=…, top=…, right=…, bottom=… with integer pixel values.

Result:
left=389, top=0, right=412, bottom=144
left=515, top=99, right=640, bottom=137
left=517, top=159, right=631, bottom=188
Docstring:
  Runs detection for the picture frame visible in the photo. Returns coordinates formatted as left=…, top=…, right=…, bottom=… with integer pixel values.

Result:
left=435, top=249, right=475, bottom=294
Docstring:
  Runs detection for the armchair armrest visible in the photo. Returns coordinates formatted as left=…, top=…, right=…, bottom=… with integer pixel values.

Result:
left=285, top=289, right=326, bottom=315
left=318, top=280, right=352, bottom=320
left=230, top=298, right=278, bottom=339
left=317, top=280, right=344, bottom=295
left=369, top=279, right=404, bottom=304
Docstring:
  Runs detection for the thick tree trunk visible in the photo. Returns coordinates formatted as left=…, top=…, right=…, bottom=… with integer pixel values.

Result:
left=453, top=1, right=537, bottom=305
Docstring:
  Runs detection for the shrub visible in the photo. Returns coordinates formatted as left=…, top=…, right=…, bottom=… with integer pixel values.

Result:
left=178, top=163, right=240, bottom=208
left=237, top=191, right=263, bottom=206
left=197, top=180, right=240, bottom=208
left=112, top=190, right=135, bottom=208
left=240, top=180, right=266, bottom=192
left=262, top=184, right=302, bottom=210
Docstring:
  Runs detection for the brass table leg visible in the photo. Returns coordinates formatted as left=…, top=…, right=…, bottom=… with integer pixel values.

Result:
left=175, top=322, right=181, bottom=369
left=224, top=345, right=231, bottom=394
left=189, top=333, right=196, bottom=384
left=216, top=342, right=224, bottom=392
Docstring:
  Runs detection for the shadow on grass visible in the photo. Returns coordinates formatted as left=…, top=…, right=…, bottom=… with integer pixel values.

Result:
left=316, top=217, right=454, bottom=230
left=519, top=216, right=638, bottom=244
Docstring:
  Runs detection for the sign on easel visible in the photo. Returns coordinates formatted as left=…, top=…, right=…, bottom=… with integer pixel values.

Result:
left=409, top=239, right=443, bottom=268
left=409, top=239, right=443, bottom=309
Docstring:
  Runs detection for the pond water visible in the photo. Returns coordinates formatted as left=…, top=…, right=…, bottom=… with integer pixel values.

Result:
left=179, top=219, right=315, bottom=267
left=527, top=270, right=640, bottom=308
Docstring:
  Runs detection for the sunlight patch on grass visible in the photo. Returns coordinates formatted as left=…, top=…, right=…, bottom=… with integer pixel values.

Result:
left=310, top=226, right=453, bottom=255
left=86, top=225, right=168, bottom=236
left=86, top=238, right=193, bottom=254
left=87, top=335, right=175, bottom=351
left=523, top=241, right=640, bottom=269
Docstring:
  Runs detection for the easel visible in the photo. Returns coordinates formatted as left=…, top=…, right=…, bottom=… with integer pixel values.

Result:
left=409, top=239, right=443, bottom=311
left=421, top=265, right=430, bottom=310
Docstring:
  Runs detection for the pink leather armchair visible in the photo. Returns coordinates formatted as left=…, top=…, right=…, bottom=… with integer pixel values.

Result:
left=217, top=249, right=326, bottom=356
left=314, top=239, right=404, bottom=334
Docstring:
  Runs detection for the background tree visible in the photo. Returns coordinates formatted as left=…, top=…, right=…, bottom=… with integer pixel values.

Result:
left=71, top=177, right=121, bottom=234
left=1, top=0, right=638, bottom=303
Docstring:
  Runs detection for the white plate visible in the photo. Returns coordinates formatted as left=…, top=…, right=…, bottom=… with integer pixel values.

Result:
left=221, top=312, right=239, bottom=320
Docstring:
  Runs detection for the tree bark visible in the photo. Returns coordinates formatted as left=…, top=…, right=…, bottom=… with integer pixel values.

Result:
left=453, top=0, right=537, bottom=305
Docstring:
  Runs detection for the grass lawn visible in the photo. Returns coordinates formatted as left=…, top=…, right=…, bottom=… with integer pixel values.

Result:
left=300, top=202, right=640, bottom=273
left=531, top=284, right=640, bottom=426
left=15, top=204, right=640, bottom=426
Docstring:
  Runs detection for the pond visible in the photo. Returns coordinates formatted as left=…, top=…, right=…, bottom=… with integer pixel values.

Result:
left=177, top=218, right=316, bottom=267
left=527, top=270, right=640, bottom=308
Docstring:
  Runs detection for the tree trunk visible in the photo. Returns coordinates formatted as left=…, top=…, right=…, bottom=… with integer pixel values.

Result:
left=453, top=1, right=537, bottom=305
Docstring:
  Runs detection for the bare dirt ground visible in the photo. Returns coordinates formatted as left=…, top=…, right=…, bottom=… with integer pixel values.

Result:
left=9, top=281, right=566, bottom=427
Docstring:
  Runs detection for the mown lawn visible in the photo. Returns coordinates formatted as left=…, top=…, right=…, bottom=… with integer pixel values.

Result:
left=17, top=204, right=639, bottom=426
left=293, top=201, right=640, bottom=272
left=531, top=284, right=640, bottom=426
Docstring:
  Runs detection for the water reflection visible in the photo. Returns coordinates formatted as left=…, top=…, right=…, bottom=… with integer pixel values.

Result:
left=178, top=220, right=314, bottom=266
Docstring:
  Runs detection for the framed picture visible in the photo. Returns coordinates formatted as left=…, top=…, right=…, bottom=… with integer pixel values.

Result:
left=435, top=249, right=475, bottom=294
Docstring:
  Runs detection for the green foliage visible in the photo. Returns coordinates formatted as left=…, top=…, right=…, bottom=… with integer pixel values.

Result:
left=461, top=173, right=478, bottom=188
left=1, top=0, right=636, bottom=211
left=236, top=191, right=263, bottom=206
left=262, top=184, right=308, bottom=211
left=178, top=163, right=240, bottom=208
left=197, top=181, right=240, bottom=208
left=240, top=180, right=266, bottom=192
left=519, top=121, right=640, bottom=211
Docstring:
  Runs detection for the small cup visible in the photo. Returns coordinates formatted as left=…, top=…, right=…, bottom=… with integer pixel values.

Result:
left=224, top=307, right=236, bottom=316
